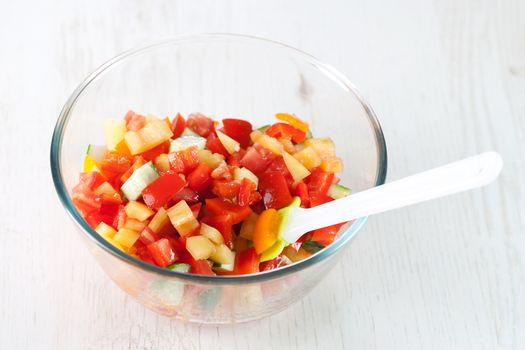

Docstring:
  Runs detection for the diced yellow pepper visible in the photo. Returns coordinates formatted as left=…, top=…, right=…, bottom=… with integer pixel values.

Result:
left=320, top=156, right=343, bottom=173
left=95, top=222, right=117, bottom=239
left=113, top=228, right=140, bottom=248
left=200, top=223, right=224, bottom=245
left=275, top=113, right=310, bottom=133
left=148, top=207, right=170, bottom=233
left=256, top=134, right=283, bottom=155
left=186, top=236, right=216, bottom=260
left=293, top=146, right=322, bottom=170
left=125, top=201, right=155, bottom=221
left=125, top=120, right=173, bottom=155
left=154, top=153, right=171, bottom=173
left=167, top=200, right=199, bottom=236
left=198, top=150, right=225, bottom=169
left=123, top=218, right=147, bottom=232
left=216, top=130, right=240, bottom=154
left=104, top=119, right=127, bottom=151
left=304, top=137, right=336, bottom=158
left=282, top=151, right=310, bottom=182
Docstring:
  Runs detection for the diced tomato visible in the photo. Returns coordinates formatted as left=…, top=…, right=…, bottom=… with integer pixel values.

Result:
left=124, top=110, right=146, bottom=131
left=234, top=247, right=260, bottom=274
left=113, top=205, right=127, bottom=230
left=310, top=223, right=346, bottom=246
left=77, top=171, right=107, bottom=191
left=187, top=113, right=214, bottom=137
left=171, top=187, right=199, bottom=205
left=168, top=146, right=200, bottom=174
left=238, top=178, right=256, bottom=207
left=171, top=113, right=186, bottom=138
left=307, top=168, right=334, bottom=196
left=309, top=192, right=334, bottom=207
left=260, top=256, right=282, bottom=271
left=202, top=214, right=233, bottom=246
left=248, top=191, right=262, bottom=206
left=190, top=259, right=215, bottom=275
left=190, top=202, right=202, bottom=218
left=212, top=180, right=240, bottom=199
left=147, top=238, right=177, bottom=267
left=265, top=122, right=306, bottom=143
left=120, top=156, right=147, bottom=183
left=239, top=147, right=271, bottom=175
left=210, top=162, right=233, bottom=180
left=266, top=156, right=294, bottom=188
left=167, top=237, right=193, bottom=263
left=222, top=118, right=253, bottom=148
left=101, top=151, right=132, bottom=178
left=293, top=182, right=310, bottom=207
left=72, top=188, right=101, bottom=216
left=139, top=227, right=160, bottom=245
left=258, top=171, right=293, bottom=209
left=206, top=133, right=229, bottom=157
left=187, top=164, right=213, bottom=192
left=142, top=172, right=186, bottom=210
left=140, top=141, right=169, bottom=161
left=226, top=149, right=246, bottom=167
left=205, top=198, right=253, bottom=225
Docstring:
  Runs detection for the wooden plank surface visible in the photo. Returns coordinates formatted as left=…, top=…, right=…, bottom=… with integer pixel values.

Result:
left=0, top=0, right=523, bottom=349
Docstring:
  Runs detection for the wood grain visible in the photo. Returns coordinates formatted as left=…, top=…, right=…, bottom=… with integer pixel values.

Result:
left=0, top=0, right=523, bottom=349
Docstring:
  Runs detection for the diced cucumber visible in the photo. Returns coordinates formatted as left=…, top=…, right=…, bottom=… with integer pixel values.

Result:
left=327, top=183, right=351, bottom=199
left=305, top=130, right=313, bottom=139
left=86, top=144, right=106, bottom=163
left=181, top=127, right=200, bottom=137
left=256, top=125, right=270, bottom=132
left=120, top=161, right=159, bottom=200
left=167, top=263, right=191, bottom=273
left=169, top=136, right=206, bottom=152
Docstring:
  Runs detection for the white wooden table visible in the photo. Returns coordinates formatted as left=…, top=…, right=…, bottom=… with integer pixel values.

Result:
left=1, top=1, right=523, bottom=349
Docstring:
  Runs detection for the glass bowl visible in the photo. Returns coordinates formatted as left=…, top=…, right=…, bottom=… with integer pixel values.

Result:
left=50, top=34, right=387, bottom=324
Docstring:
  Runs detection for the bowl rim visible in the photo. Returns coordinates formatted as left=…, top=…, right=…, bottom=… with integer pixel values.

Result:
left=50, top=33, right=387, bottom=284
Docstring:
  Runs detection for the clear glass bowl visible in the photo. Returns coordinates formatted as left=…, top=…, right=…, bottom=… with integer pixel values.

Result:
left=50, top=34, right=387, bottom=324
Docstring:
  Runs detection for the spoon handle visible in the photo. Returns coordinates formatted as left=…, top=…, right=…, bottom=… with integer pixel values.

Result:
left=287, top=152, right=503, bottom=238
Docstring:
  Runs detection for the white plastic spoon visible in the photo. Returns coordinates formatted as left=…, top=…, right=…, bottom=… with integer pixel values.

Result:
left=277, top=152, right=503, bottom=248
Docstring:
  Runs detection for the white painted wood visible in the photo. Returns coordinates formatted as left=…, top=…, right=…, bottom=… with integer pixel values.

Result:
left=0, top=0, right=523, bottom=349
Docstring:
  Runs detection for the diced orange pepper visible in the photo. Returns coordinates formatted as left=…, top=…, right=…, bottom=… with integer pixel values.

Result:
left=114, top=139, right=132, bottom=157
left=275, top=113, right=309, bottom=133
left=253, top=209, right=280, bottom=254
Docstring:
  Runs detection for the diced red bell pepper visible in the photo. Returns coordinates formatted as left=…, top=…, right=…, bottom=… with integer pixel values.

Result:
left=171, top=187, right=199, bottom=205
left=309, top=192, right=334, bottom=207
left=266, top=156, right=294, bottom=188
left=120, top=156, right=147, bottom=183
left=226, top=149, right=246, bottom=167
left=142, top=171, right=186, bottom=210
left=124, top=110, right=146, bottom=131
left=248, top=191, right=262, bottom=206
left=190, top=259, right=215, bottom=275
left=187, top=163, right=213, bottom=192
left=258, top=171, right=293, bottom=209
left=307, top=168, right=334, bottom=196
left=259, top=255, right=282, bottom=271
left=187, top=113, right=215, bottom=137
left=238, top=178, right=256, bottom=207
left=190, top=202, right=202, bottom=218
left=234, top=247, right=260, bottom=274
left=293, top=182, right=310, bottom=207
left=139, top=141, right=169, bottom=161
left=97, top=194, right=122, bottom=226
left=265, top=122, right=306, bottom=143
left=222, top=118, right=253, bottom=149
left=206, top=132, right=229, bottom=157
left=205, top=198, right=253, bottom=225
left=310, top=223, right=346, bottom=246
left=239, top=147, right=272, bottom=175
left=168, top=146, right=200, bottom=174
left=202, top=214, right=233, bottom=246
left=147, top=238, right=177, bottom=267
left=139, top=227, right=160, bottom=245
left=171, top=113, right=186, bottom=138
left=212, top=180, right=240, bottom=200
